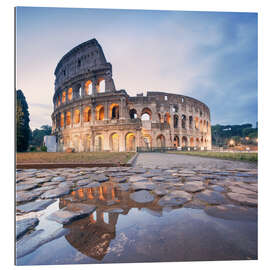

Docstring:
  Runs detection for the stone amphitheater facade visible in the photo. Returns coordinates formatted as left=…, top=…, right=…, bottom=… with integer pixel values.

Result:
left=52, top=39, right=211, bottom=152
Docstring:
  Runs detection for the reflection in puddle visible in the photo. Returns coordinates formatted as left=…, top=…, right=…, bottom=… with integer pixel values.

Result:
left=17, top=181, right=257, bottom=265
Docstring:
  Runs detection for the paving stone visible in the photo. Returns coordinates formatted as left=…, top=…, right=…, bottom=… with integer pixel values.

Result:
left=16, top=182, right=39, bottom=191
left=76, top=178, right=94, bottom=186
left=41, top=187, right=70, bottom=199
left=195, top=190, right=227, bottom=205
left=84, top=182, right=101, bottom=188
left=158, top=190, right=192, bottom=207
left=93, top=174, right=109, bottom=182
left=128, top=175, right=148, bottom=182
left=228, top=186, right=256, bottom=195
left=209, top=185, right=226, bottom=193
left=227, top=192, right=257, bottom=207
left=130, top=190, right=155, bottom=203
left=132, top=181, right=156, bottom=191
left=16, top=228, right=69, bottom=258
left=51, top=176, right=66, bottom=182
left=111, top=177, right=127, bottom=183
left=183, top=181, right=205, bottom=193
left=16, top=190, right=44, bottom=204
left=16, top=218, right=39, bottom=239
left=105, top=208, right=124, bottom=213
left=17, top=199, right=56, bottom=213
left=117, top=183, right=131, bottom=191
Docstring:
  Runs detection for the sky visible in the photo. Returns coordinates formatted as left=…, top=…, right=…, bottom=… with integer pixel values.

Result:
left=16, top=7, right=258, bottom=130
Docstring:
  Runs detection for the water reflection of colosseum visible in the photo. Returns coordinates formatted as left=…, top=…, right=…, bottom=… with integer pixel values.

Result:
left=52, top=39, right=211, bottom=152
left=59, top=182, right=164, bottom=260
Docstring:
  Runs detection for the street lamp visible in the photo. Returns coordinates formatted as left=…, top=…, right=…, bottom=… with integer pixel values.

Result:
left=229, top=139, right=235, bottom=146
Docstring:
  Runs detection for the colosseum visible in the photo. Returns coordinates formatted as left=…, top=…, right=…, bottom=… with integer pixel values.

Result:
left=51, top=39, right=211, bottom=152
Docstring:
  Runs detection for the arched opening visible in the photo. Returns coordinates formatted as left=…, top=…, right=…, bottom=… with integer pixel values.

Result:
left=158, top=113, right=162, bottom=123
left=190, top=137, right=195, bottom=147
left=143, top=135, right=152, bottom=148
left=97, top=78, right=105, bottom=93
left=200, top=120, right=203, bottom=132
left=85, top=80, right=92, bottom=95
left=83, top=107, right=91, bottom=122
left=66, top=112, right=71, bottom=126
left=195, top=117, right=199, bottom=129
left=68, top=88, right=73, bottom=101
left=141, top=108, right=152, bottom=121
left=196, top=138, right=200, bottom=147
left=201, top=137, right=204, bottom=147
left=156, top=134, right=165, bottom=147
left=57, top=95, right=61, bottom=106
left=74, top=109, right=80, bottom=124
left=203, top=120, right=207, bottom=132
left=126, top=133, right=136, bottom=151
left=110, top=133, right=119, bottom=152
left=60, top=113, right=64, bottom=128
left=182, top=136, right=188, bottom=147
left=172, top=105, right=178, bottom=113
left=173, top=115, right=178, bottom=128
left=95, top=135, right=104, bottom=151
left=189, top=116, right=193, bottom=129
left=84, top=134, right=91, bottom=152
left=62, top=91, right=66, bottom=103
left=129, top=109, right=138, bottom=119
left=110, top=104, right=119, bottom=120
left=173, top=135, right=180, bottom=147
left=182, top=114, right=186, bottom=129
left=164, top=112, right=171, bottom=124
left=96, top=105, right=104, bottom=120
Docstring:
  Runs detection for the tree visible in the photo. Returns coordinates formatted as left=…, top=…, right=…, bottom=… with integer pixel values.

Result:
left=30, top=125, right=52, bottom=148
left=16, top=90, right=31, bottom=152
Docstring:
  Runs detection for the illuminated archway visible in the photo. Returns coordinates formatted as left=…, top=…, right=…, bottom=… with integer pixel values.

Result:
left=125, top=133, right=136, bottom=151
left=143, top=134, right=152, bottom=148
left=96, top=105, right=104, bottom=120
left=200, top=120, right=203, bottom=132
left=156, top=134, right=165, bottom=147
left=110, top=104, right=119, bottom=119
left=129, top=109, right=138, bottom=119
left=60, top=113, right=64, bottom=128
left=66, top=112, right=71, bottom=126
left=190, top=137, right=195, bottom=147
left=62, top=91, right=66, bottom=103
left=83, top=106, right=91, bottom=122
left=165, top=112, right=171, bottom=125
left=68, top=88, right=73, bottom=101
left=173, top=115, right=178, bottom=128
left=196, top=138, right=200, bottom=147
left=110, top=133, right=119, bottom=152
left=85, top=80, right=92, bottom=95
left=195, top=117, right=199, bottom=129
left=74, top=109, right=80, bottom=124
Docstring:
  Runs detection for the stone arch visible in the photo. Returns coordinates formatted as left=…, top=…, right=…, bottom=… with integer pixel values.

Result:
left=62, top=91, right=66, bottom=103
left=156, top=134, right=165, bottom=147
left=73, top=135, right=80, bottom=152
left=165, top=112, right=171, bottom=124
left=201, top=137, right=204, bottom=147
left=85, top=80, right=92, bottom=95
left=96, top=104, right=104, bottom=120
left=158, top=113, right=162, bottom=123
left=84, top=134, right=91, bottom=152
left=129, top=108, right=138, bottom=119
left=57, top=95, right=61, bottom=106
left=189, top=116, right=193, bottom=129
left=110, top=103, right=120, bottom=120
left=83, top=106, right=91, bottom=122
left=67, top=88, right=73, bottom=101
left=203, top=120, right=207, bottom=132
left=97, top=77, right=105, bottom=93
left=190, top=137, right=195, bottom=147
left=125, top=132, right=136, bottom=152
left=196, top=138, right=200, bottom=147
left=182, top=114, right=186, bottom=129
left=200, top=119, right=203, bottom=132
left=94, top=134, right=104, bottom=151
left=143, top=134, right=152, bottom=148
left=60, top=113, right=64, bottom=128
left=173, top=135, right=180, bottom=147
left=182, top=136, right=188, bottom=147
left=66, top=111, right=71, bottom=126
left=173, top=114, right=178, bottom=128
left=110, top=132, right=119, bottom=152
left=141, top=107, right=152, bottom=121
left=74, top=109, right=80, bottom=124
left=195, top=117, right=199, bottom=129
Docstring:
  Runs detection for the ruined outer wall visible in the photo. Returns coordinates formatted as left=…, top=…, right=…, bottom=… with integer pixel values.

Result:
left=52, top=39, right=211, bottom=152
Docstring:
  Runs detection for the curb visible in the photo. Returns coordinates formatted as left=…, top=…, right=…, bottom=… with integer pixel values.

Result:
left=126, top=153, right=139, bottom=167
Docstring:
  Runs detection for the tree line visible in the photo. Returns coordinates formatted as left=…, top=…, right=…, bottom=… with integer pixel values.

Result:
left=16, top=90, right=52, bottom=152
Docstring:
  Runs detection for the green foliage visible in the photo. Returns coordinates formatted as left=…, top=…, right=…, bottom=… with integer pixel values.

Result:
left=30, top=125, right=52, bottom=147
left=16, top=90, right=31, bottom=152
left=40, top=145, right=47, bottom=152
left=211, top=124, right=258, bottom=146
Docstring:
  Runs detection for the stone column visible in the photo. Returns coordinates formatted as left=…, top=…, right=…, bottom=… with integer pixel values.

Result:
left=120, top=98, right=125, bottom=120
left=64, top=111, right=66, bottom=129
left=104, top=101, right=108, bottom=121
left=91, top=105, right=95, bottom=124
left=92, top=78, right=98, bottom=95
left=71, top=108, right=74, bottom=128
left=80, top=105, right=83, bottom=127
left=81, top=82, right=85, bottom=98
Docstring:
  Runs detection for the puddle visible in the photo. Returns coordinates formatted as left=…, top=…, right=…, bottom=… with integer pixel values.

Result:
left=16, top=181, right=257, bottom=265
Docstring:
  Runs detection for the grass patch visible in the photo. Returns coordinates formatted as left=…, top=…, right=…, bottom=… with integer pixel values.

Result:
left=16, top=152, right=135, bottom=164
left=167, top=151, right=258, bottom=163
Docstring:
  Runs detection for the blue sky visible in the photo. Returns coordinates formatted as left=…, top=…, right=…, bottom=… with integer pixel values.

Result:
left=16, top=7, right=257, bottom=129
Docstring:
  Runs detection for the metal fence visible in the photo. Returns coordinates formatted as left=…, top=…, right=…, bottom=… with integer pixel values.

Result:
left=136, top=146, right=207, bottom=152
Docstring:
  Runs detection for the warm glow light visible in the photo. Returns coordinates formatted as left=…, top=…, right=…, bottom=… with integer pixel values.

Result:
left=229, top=139, right=235, bottom=146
